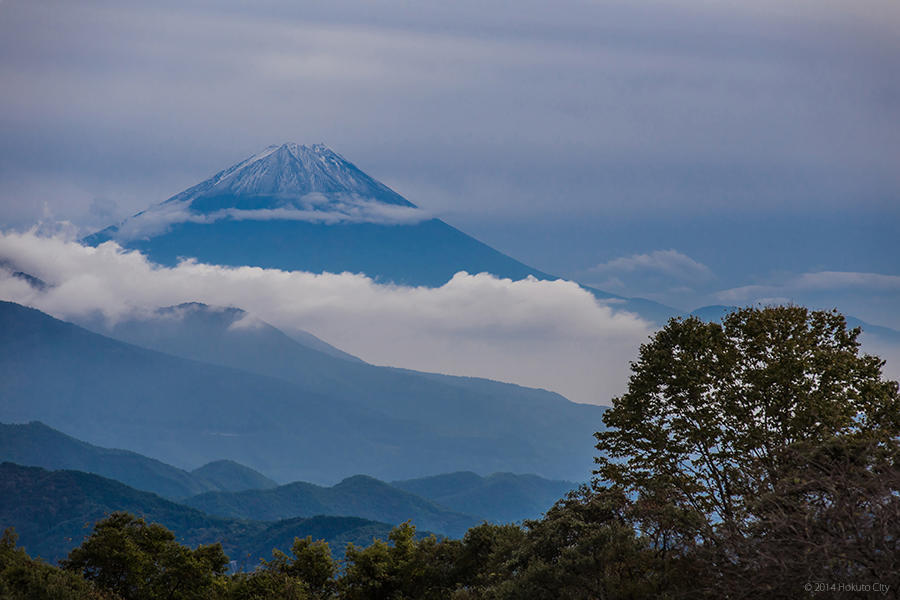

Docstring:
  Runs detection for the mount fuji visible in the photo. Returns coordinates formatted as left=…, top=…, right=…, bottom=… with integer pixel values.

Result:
left=85, top=143, right=675, bottom=321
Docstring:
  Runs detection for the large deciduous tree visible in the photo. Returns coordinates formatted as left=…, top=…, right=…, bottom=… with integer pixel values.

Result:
left=594, top=306, right=900, bottom=596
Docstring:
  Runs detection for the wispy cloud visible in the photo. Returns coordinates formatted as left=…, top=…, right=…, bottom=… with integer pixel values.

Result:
left=589, top=249, right=713, bottom=283
left=112, top=196, right=430, bottom=241
left=794, top=271, right=900, bottom=292
left=717, top=271, right=900, bottom=303
left=0, top=231, right=654, bottom=405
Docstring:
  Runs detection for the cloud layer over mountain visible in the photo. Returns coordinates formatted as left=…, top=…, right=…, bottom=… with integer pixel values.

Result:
left=111, top=197, right=429, bottom=242
left=0, top=231, right=653, bottom=405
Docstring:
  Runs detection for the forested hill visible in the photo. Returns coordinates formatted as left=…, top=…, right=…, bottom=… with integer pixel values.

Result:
left=0, top=462, right=403, bottom=567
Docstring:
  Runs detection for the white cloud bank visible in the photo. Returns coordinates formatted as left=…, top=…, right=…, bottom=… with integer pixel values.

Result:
left=0, top=231, right=654, bottom=405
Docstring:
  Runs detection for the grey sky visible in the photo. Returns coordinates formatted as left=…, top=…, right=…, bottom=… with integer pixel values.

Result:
left=1, top=0, right=898, bottom=325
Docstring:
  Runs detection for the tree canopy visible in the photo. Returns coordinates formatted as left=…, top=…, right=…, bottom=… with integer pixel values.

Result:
left=595, top=306, right=900, bottom=596
left=63, top=512, right=228, bottom=600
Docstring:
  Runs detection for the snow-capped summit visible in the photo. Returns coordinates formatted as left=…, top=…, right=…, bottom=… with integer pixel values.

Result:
left=87, top=143, right=422, bottom=243
left=167, top=143, right=415, bottom=212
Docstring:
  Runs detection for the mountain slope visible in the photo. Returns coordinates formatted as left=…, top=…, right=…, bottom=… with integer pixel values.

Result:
left=0, top=300, right=605, bottom=482
left=0, top=300, right=433, bottom=483
left=183, top=475, right=479, bottom=538
left=392, top=472, right=576, bottom=524
left=83, top=302, right=607, bottom=481
left=93, top=213, right=554, bottom=288
left=0, top=421, right=221, bottom=499
left=0, top=462, right=398, bottom=566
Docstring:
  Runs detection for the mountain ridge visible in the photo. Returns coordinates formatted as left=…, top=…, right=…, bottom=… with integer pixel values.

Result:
left=2, top=421, right=575, bottom=532
left=0, top=462, right=405, bottom=566
left=0, top=421, right=228, bottom=499
left=182, top=473, right=480, bottom=538
left=0, top=300, right=605, bottom=483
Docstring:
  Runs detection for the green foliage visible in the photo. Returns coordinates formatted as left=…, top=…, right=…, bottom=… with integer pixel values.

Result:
left=491, top=484, right=673, bottom=600
left=595, top=306, right=900, bottom=543
left=448, top=522, right=524, bottom=596
left=340, top=522, right=421, bottom=600
left=0, top=528, right=114, bottom=600
left=63, top=512, right=228, bottom=600
left=222, top=569, right=309, bottom=600
left=595, top=305, right=900, bottom=596
left=264, top=536, right=335, bottom=599
left=340, top=522, right=502, bottom=600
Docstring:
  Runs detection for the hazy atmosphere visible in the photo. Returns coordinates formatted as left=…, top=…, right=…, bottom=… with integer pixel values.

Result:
left=1, top=0, right=898, bottom=325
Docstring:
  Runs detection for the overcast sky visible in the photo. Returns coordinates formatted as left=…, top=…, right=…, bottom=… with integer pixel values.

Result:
left=1, top=0, right=898, bottom=332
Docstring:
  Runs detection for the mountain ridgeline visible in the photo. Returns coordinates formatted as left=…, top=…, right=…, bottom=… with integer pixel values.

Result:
left=182, top=475, right=480, bottom=539
left=0, top=462, right=401, bottom=566
left=0, top=421, right=221, bottom=499
left=0, top=421, right=574, bottom=531
left=0, top=423, right=576, bottom=562
left=0, top=300, right=605, bottom=483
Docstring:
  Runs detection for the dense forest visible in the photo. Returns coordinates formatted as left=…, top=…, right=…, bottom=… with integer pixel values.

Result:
left=3, top=307, right=898, bottom=599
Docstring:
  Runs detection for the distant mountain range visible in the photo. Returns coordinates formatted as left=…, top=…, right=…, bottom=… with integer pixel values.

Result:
left=0, top=422, right=574, bottom=531
left=0, top=462, right=401, bottom=566
left=0, top=300, right=604, bottom=483
left=0, top=420, right=281, bottom=498
left=0, top=421, right=220, bottom=498
left=183, top=475, right=480, bottom=539
left=0, top=420, right=577, bottom=562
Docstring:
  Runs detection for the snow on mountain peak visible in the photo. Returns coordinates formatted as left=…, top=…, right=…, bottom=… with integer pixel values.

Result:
left=89, top=144, right=427, bottom=242
left=168, top=142, right=415, bottom=211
